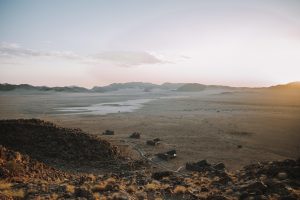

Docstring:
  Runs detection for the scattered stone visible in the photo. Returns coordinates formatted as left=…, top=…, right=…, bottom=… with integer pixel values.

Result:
left=112, top=192, right=129, bottom=200
left=278, top=172, right=288, bottom=180
left=103, top=129, right=115, bottom=135
left=240, top=181, right=267, bottom=195
left=146, top=140, right=160, bottom=146
left=214, top=163, right=226, bottom=171
left=201, top=186, right=209, bottom=192
left=156, top=150, right=177, bottom=160
left=152, top=171, right=173, bottom=180
left=207, top=195, right=228, bottom=200
left=129, top=132, right=141, bottom=139
left=186, top=160, right=211, bottom=172
left=74, top=186, right=93, bottom=198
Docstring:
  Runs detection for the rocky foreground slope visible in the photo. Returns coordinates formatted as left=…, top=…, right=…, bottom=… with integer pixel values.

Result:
left=0, top=119, right=299, bottom=200
left=0, top=119, right=141, bottom=172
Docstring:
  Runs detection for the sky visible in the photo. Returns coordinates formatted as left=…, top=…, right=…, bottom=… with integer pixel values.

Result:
left=0, top=0, right=300, bottom=88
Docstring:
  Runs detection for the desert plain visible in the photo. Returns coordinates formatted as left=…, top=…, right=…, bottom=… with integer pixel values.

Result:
left=1, top=88, right=299, bottom=172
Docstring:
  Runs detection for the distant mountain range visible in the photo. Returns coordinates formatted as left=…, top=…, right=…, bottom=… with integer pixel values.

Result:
left=0, top=84, right=89, bottom=92
left=0, top=82, right=299, bottom=93
left=268, top=82, right=300, bottom=90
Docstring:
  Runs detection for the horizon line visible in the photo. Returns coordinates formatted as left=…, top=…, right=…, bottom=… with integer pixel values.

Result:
left=1, top=81, right=299, bottom=90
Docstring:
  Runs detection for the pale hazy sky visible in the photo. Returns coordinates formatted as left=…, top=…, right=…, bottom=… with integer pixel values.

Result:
left=0, top=0, right=300, bottom=88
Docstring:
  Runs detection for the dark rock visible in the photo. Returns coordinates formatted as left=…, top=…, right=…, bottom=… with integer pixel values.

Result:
left=186, top=160, right=211, bottom=172
left=214, top=163, right=226, bottom=171
left=156, top=150, right=177, bottom=160
left=239, top=191, right=249, bottom=199
left=207, top=195, right=228, bottom=200
left=75, top=187, right=93, bottom=198
left=129, top=132, right=141, bottom=139
left=265, top=180, right=290, bottom=196
left=152, top=171, right=173, bottom=180
left=201, top=186, right=209, bottom=192
left=241, top=181, right=267, bottom=195
left=146, top=140, right=160, bottom=146
left=277, top=172, right=288, bottom=180
left=103, top=129, right=114, bottom=135
left=279, top=195, right=298, bottom=200
left=211, top=173, right=232, bottom=186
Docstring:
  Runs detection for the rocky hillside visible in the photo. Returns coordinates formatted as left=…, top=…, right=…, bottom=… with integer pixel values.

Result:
left=0, top=119, right=138, bottom=171
left=0, top=119, right=299, bottom=199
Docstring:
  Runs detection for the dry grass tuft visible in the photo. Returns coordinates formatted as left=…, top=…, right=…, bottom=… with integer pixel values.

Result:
left=92, top=183, right=107, bottom=192
left=111, top=192, right=129, bottom=200
left=126, top=185, right=137, bottom=193
left=106, top=177, right=116, bottom=184
left=173, top=185, right=187, bottom=194
left=0, top=188, right=25, bottom=198
left=145, top=182, right=160, bottom=191
left=64, top=184, right=75, bottom=193
left=5, top=160, right=23, bottom=174
left=93, top=193, right=106, bottom=200
left=0, top=182, right=12, bottom=190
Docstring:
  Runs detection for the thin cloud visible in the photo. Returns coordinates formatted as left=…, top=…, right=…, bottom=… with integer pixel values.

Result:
left=0, top=42, right=80, bottom=59
left=0, top=42, right=165, bottom=67
left=92, top=51, right=164, bottom=67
